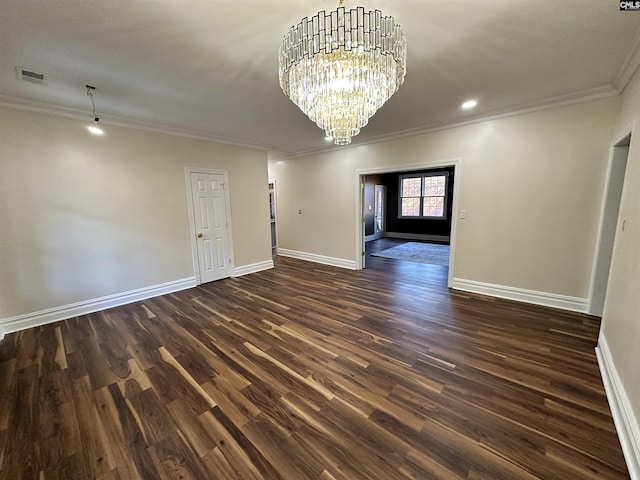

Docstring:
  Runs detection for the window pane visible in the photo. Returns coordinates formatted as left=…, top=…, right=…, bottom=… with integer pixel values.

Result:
left=401, top=197, right=420, bottom=216
left=423, top=175, right=446, bottom=196
left=423, top=196, right=434, bottom=216
left=423, top=177, right=434, bottom=196
left=423, top=196, right=444, bottom=217
left=401, top=177, right=421, bottom=197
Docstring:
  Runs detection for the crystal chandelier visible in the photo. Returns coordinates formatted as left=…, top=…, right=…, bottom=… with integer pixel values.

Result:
left=278, top=2, right=407, bottom=145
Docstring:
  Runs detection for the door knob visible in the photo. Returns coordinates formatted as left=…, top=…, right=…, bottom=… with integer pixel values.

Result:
left=197, top=233, right=203, bottom=238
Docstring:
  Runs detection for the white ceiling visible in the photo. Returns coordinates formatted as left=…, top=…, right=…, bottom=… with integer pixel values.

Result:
left=1, top=1, right=639, bottom=159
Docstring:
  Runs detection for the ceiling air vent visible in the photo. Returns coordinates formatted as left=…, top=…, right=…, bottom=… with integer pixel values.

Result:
left=16, top=67, right=47, bottom=84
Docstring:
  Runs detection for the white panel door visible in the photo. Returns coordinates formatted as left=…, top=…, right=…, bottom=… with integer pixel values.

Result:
left=190, top=172, right=231, bottom=283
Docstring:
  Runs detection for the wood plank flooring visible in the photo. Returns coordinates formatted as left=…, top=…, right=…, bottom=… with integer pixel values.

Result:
left=0, top=240, right=630, bottom=479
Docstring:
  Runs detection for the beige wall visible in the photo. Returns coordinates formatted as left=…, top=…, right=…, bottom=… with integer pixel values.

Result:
left=601, top=67, right=640, bottom=423
left=270, top=98, right=618, bottom=298
left=0, top=107, right=271, bottom=321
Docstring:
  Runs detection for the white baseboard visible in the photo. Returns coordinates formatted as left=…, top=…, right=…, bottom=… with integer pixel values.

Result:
left=451, top=277, right=589, bottom=313
left=0, top=277, right=197, bottom=339
left=384, top=232, right=450, bottom=243
left=596, top=333, right=640, bottom=480
left=277, top=248, right=356, bottom=270
left=231, top=260, right=274, bottom=277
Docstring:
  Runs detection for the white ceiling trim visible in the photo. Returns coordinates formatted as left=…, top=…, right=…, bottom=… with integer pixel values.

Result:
left=0, top=94, right=269, bottom=151
left=268, top=84, right=619, bottom=162
left=614, top=27, right=640, bottom=93
left=0, top=79, right=620, bottom=162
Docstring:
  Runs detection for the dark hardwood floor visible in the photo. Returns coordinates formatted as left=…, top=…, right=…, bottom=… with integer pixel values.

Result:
left=0, top=239, right=629, bottom=479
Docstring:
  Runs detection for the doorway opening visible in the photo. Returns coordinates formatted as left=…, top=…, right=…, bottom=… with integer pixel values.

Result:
left=589, top=133, right=630, bottom=316
left=363, top=176, right=386, bottom=242
left=269, top=180, right=278, bottom=250
left=356, top=160, right=460, bottom=288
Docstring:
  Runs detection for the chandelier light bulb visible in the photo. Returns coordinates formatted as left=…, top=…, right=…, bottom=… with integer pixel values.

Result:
left=279, top=6, right=407, bottom=146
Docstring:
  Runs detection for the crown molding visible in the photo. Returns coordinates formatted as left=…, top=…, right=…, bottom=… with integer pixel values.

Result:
left=0, top=84, right=619, bottom=163
left=0, top=94, right=269, bottom=151
left=268, top=84, right=619, bottom=162
left=614, top=26, right=640, bottom=94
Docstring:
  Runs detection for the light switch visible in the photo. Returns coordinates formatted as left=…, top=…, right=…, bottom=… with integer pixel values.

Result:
left=459, top=210, right=467, bottom=219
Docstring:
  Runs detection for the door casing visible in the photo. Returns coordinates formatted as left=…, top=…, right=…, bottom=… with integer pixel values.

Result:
left=373, top=184, right=386, bottom=240
left=588, top=130, right=632, bottom=316
left=185, top=167, right=235, bottom=284
left=355, top=159, right=461, bottom=288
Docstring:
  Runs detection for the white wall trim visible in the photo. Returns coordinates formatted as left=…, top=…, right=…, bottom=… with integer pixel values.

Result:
left=0, top=277, right=197, bottom=339
left=277, top=248, right=356, bottom=270
left=596, top=333, right=640, bottom=480
left=0, top=95, right=268, bottom=150
left=384, top=232, right=450, bottom=243
left=268, top=85, right=618, bottom=162
left=232, top=260, right=275, bottom=277
left=451, top=278, right=589, bottom=313
left=614, top=29, right=640, bottom=94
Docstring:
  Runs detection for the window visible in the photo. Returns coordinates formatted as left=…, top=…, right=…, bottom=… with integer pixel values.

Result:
left=399, top=172, right=448, bottom=218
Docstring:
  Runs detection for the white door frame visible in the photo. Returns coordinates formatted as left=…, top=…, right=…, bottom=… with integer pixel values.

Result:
left=355, top=158, right=462, bottom=288
left=185, top=167, right=235, bottom=284
left=269, top=179, right=278, bottom=249
left=374, top=184, right=387, bottom=240
left=588, top=125, right=634, bottom=315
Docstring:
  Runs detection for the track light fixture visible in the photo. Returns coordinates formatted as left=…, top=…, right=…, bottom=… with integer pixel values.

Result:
left=85, top=85, right=104, bottom=135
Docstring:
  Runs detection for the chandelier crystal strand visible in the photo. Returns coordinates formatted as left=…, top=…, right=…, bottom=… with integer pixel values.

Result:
left=279, top=6, right=406, bottom=145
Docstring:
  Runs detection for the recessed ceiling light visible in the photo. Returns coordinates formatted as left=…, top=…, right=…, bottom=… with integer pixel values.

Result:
left=87, top=125, right=104, bottom=135
left=461, top=99, right=478, bottom=110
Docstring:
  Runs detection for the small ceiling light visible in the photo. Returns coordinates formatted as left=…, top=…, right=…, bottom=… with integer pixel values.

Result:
left=461, top=99, right=478, bottom=110
left=85, top=85, right=104, bottom=135
left=87, top=125, right=104, bottom=136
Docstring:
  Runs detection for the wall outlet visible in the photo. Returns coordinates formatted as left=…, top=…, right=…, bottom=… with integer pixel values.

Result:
left=298, top=209, right=302, bottom=215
